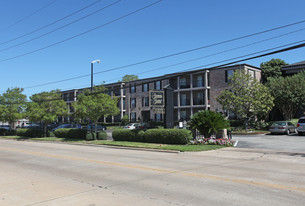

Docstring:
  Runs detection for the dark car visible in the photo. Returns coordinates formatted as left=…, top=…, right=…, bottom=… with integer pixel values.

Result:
left=269, top=121, right=296, bottom=135
left=52, top=124, right=81, bottom=131
left=0, top=125, right=11, bottom=130
left=87, top=124, right=107, bottom=131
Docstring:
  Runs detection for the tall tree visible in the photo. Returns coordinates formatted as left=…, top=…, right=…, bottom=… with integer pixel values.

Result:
left=0, top=87, right=27, bottom=128
left=260, top=58, right=288, bottom=83
left=217, top=70, right=274, bottom=129
left=120, top=74, right=139, bottom=82
left=267, top=71, right=305, bottom=120
left=26, top=90, right=68, bottom=137
left=72, top=86, right=119, bottom=138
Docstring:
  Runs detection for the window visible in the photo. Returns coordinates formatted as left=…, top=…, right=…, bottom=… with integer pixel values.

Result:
left=130, top=98, right=136, bottom=108
left=179, top=77, right=187, bottom=88
left=193, top=91, right=205, bottom=105
left=142, top=83, right=149, bottom=92
left=180, top=94, right=187, bottom=106
left=225, top=70, right=234, bottom=83
left=131, top=112, right=136, bottom=121
left=130, top=85, right=136, bottom=93
left=180, top=110, right=186, bottom=120
left=196, top=75, right=203, bottom=87
left=155, top=113, right=162, bottom=121
left=248, top=70, right=255, bottom=79
left=142, top=97, right=149, bottom=107
left=155, top=81, right=161, bottom=90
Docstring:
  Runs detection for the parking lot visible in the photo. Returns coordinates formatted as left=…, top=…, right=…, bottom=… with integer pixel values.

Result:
left=234, top=133, right=305, bottom=153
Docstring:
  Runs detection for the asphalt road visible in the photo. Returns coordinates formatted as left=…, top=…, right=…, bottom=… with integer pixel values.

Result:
left=234, top=133, right=305, bottom=153
left=1, top=139, right=305, bottom=206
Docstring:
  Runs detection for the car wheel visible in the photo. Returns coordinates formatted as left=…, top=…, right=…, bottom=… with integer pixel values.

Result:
left=286, top=129, right=290, bottom=135
left=298, top=132, right=303, bottom=136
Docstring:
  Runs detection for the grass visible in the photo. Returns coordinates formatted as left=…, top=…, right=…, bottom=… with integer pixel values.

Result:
left=0, top=135, right=226, bottom=152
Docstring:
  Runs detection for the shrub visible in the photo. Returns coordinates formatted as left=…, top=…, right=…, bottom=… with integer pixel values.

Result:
left=0, top=128, right=7, bottom=136
left=16, top=128, right=44, bottom=138
left=86, top=132, right=108, bottom=141
left=112, top=129, right=144, bottom=142
left=190, top=137, right=234, bottom=146
left=144, top=129, right=191, bottom=144
left=54, top=128, right=87, bottom=139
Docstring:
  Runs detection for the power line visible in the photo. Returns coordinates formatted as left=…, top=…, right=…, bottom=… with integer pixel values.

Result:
left=0, top=0, right=103, bottom=47
left=0, top=0, right=122, bottom=53
left=0, top=0, right=57, bottom=33
left=4, top=40, right=305, bottom=104
left=0, top=0, right=163, bottom=63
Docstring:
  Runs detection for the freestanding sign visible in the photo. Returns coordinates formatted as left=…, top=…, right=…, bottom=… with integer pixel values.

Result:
left=163, top=85, right=174, bottom=128
left=149, top=91, right=164, bottom=108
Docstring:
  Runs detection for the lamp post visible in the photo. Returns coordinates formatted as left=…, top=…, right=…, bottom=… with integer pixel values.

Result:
left=90, top=59, right=100, bottom=134
left=91, top=59, right=101, bottom=91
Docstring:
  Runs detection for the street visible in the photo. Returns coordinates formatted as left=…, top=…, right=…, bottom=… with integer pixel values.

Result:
left=0, top=139, right=305, bottom=206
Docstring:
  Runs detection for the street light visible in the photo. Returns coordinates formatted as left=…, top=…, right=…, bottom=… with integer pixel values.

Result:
left=90, top=59, right=100, bottom=134
left=91, top=59, right=101, bottom=91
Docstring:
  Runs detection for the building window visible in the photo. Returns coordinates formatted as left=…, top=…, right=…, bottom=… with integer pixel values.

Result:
left=142, top=97, right=149, bottom=107
left=130, top=85, right=136, bottom=93
left=155, top=81, right=161, bottom=90
left=248, top=70, right=255, bottom=79
left=130, top=98, right=136, bottom=108
left=131, top=112, right=136, bottom=121
left=180, top=77, right=186, bottom=89
left=180, top=92, right=190, bottom=106
left=193, top=91, right=205, bottom=105
left=180, top=110, right=186, bottom=121
left=155, top=113, right=162, bottom=121
left=142, top=83, right=149, bottom=92
left=193, top=75, right=203, bottom=87
left=225, top=70, right=234, bottom=83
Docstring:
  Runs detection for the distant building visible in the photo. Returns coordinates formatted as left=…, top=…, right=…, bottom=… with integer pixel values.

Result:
left=281, top=61, right=305, bottom=76
left=61, top=64, right=261, bottom=123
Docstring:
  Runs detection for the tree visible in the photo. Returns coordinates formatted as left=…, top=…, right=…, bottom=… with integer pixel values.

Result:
left=120, top=74, right=139, bottom=82
left=217, top=70, right=274, bottom=129
left=26, top=90, right=68, bottom=137
left=267, top=71, right=305, bottom=120
left=72, top=86, right=119, bottom=138
left=0, top=87, right=27, bottom=129
left=260, top=58, right=288, bottom=83
left=190, top=110, right=229, bottom=138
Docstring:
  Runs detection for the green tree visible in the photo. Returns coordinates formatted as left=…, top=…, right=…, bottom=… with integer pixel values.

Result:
left=190, top=110, right=229, bottom=138
left=260, top=58, right=288, bottom=83
left=217, top=70, right=274, bottom=129
left=72, top=86, right=119, bottom=138
left=0, top=87, right=27, bottom=129
left=267, top=71, right=305, bottom=120
left=120, top=74, right=139, bottom=82
left=26, top=90, right=68, bottom=137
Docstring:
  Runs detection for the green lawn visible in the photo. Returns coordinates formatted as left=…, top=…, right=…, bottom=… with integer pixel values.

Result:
left=0, top=136, right=226, bottom=152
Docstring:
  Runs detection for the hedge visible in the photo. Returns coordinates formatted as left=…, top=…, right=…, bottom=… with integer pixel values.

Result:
left=86, top=132, right=108, bottom=141
left=54, top=128, right=87, bottom=139
left=112, top=129, right=192, bottom=145
left=0, top=128, right=7, bottom=136
left=17, top=128, right=44, bottom=138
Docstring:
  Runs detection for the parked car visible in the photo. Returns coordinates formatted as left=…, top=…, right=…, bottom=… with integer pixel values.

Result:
left=0, top=125, right=11, bottom=130
left=135, top=123, right=158, bottom=130
left=269, top=121, right=296, bottom=135
left=52, top=124, right=81, bottom=131
left=297, top=117, right=305, bottom=136
left=87, top=124, right=107, bottom=131
left=123, top=123, right=140, bottom=129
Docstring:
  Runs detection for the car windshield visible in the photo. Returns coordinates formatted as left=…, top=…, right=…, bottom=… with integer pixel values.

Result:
left=272, top=122, right=286, bottom=126
left=298, top=119, right=305, bottom=123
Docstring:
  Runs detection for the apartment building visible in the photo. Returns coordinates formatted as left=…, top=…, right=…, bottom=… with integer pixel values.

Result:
left=61, top=64, right=261, bottom=123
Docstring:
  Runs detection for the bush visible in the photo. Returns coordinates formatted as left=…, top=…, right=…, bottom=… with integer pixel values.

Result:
left=113, top=129, right=191, bottom=144
left=54, top=128, right=87, bottom=139
left=0, top=128, right=7, bottom=136
left=144, top=129, right=191, bottom=144
left=16, top=128, right=44, bottom=138
left=112, top=129, right=144, bottom=142
left=86, top=131, right=108, bottom=141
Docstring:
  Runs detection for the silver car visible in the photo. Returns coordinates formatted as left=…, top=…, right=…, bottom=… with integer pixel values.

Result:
left=269, top=121, right=296, bottom=135
left=297, top=117, right=305, bottom=136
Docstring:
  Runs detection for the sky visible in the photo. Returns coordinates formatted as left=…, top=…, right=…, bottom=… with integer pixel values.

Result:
left=0, top=0, right=305, bottom=98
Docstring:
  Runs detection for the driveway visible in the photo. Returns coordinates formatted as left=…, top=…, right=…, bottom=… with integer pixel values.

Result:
left=234, top=133, right=305, bottom=153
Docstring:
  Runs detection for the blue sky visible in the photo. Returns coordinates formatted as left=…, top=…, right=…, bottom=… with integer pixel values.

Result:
left=1, top=0, right=305, bottom=98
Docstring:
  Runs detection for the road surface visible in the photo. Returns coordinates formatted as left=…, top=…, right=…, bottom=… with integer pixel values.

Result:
left=0, top=139, right=305, bottom=206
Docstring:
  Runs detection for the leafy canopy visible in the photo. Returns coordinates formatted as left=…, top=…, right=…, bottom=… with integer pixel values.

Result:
left=260, top=58, right=288, bottom=83
left=217, top=70, right=274, bottom=127
left=120, top=74, right=139, bottom=82
left=0, top=87, right=27, bottom=126
left=267, top=71, right=305, bottom=120
left=190, top=110, right=229, bottom=138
